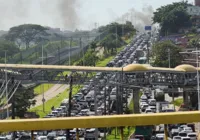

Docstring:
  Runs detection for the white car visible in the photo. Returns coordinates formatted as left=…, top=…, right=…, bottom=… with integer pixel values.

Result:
left=180, top=137, right=191, bottom=140
left=173, top=136, right=181, bottom=140
left=140, top=95, right=147, bottom=100
left=37, top=136, right=47, bottom=140
left=187, top=133, right=197, bottom=140
left=145, top=108, right=152, bottom=113
left=182, top=127, right=193, bottom=133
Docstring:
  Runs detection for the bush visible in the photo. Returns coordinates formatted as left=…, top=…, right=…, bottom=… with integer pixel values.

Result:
left=155, top=93, right=165, bottom=101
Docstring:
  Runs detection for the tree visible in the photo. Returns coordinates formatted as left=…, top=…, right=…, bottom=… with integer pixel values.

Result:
left=98, top=22, right=136, bottom=38
left=13, top=87, right=36, bottom=118
left=90, top=41, right=97, bottom=52
left=100, top=33, right=122, bottom=54
left=153, top=1, right=192, bottom=35
left=6, top=24, right=49, bottom=49
left=151, top=41, right=183, bottom=68
left=76, top=49, right=99, bottom=66
left=0, top=40, right=19, bottom=62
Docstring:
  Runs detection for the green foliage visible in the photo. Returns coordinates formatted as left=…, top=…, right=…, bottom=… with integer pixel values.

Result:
left=188, top=37, right=200, bottom=48
left=151, top=41, right=183, bottom=68
left=153, top=1, right=192, bottom=35
left=34, top=84, right=54, bottom=95
left=90, top=41, right=98, bottom=51
left=13, top=88, right=36, bottom=118
left=0, top=40, right=20, bottom=62
left=76, top=49, right=99, bottom=66
left=99, top=21, right=135, bottom=37
left=106, top=127, right=135, bottom=140
left=172, top=98, right=183, bottom=106
left=6, top=24, right=49, bottom=49
left=100, top=33, right=123, bottom=54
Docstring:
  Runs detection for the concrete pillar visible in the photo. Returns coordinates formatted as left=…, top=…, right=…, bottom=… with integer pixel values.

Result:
left=133, top=88, right=140, bottom=114
left=183, top=91, right=189, bottom=107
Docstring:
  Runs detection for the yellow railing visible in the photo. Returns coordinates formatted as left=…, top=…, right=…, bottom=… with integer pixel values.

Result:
left=0, top=111, right=200, bottom=132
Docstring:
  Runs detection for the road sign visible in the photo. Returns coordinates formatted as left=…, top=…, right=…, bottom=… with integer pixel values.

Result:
left=145, top=26, right=152, bottom=31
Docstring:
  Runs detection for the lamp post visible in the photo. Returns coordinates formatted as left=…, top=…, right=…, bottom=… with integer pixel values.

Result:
left=5, top=50, right=9, bottom=118
left=192, top=49, right=200, bottom=133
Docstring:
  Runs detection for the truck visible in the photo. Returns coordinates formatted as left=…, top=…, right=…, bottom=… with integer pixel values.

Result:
left=131, top=126, right=154, bottom=140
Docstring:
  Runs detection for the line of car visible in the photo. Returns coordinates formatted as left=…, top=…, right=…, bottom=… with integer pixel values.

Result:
left=0, top=33, right=152, bottom=140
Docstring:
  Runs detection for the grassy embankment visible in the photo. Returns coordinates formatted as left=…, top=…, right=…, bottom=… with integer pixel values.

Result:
left=30, top=85, right=82, bottom=118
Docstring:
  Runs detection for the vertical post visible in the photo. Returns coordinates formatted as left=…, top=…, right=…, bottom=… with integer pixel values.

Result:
left=45, top=52, right=47, bottom=65
left=120, top=128, right=124, bottom=140
left=196, top=48, right=200, bottom=133
left=94, top=83, right=99, bottom=140
left=76, top=129, right=79, bottom=140
left=116, top=25, right=118, bottom=49
left=168, top=48, right=171, bottom=68
left=80, top=38, right=84, bottom=66
left=104, top=86, right=107, bottom=139
left=5, top=50, right=9, bottom=119
left=69, top=37, right=72, bottom=65
left=133, top=88, right=140, bottom=113
left=66, top=75, right=73, bottom=140
left=11, top=77, right=15, bottom=140
left=31, top=131, right=34, bottom=140
left=58, top=46, right=60, bottom=65
left=20, top=51, right=22, bottom=64
left=42, top=44, right=45, bottom=112
left=164, top=124, right=168, bottom=140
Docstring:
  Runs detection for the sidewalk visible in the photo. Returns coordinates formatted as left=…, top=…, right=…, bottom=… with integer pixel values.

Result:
left=31, top=84, right=69, bottom=108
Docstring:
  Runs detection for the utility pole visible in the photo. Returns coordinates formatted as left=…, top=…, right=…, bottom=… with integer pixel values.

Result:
left=66, top=75, right=73, bottom=140
left=58, top=46, right=60, bottom=65
left=69, top=37, right=72, bottom=65
left=42, top=44, right=45, bottom=112
left=94, top=83, right=98, bottom=140
left=116, top=25, right=118, bottom=48
left=168, top=48, right=171, bottom=68
left=11, top=77, right=15, bottom=140
left=80, top=38, right=84, bottom=65
left=5, top=50, right=9, bottom=118
left=20, top=52, right=22, bottom=64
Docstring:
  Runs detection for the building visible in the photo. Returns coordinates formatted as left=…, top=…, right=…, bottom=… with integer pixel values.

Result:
left=195, top=0, right=200, bottom=6
left=187, top=5, right=200, bottom=27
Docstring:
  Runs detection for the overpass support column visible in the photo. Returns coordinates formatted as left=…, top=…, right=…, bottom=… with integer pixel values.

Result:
left=133, top=88, right=140, bottom=114
left=183, top=91, right=189, bottom=107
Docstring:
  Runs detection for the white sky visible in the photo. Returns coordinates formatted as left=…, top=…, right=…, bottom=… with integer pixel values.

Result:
left=0, top=0, right=194, bottom=31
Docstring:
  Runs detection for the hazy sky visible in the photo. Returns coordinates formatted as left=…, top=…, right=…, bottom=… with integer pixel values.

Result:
left=0, top=0, right=194, bottom=31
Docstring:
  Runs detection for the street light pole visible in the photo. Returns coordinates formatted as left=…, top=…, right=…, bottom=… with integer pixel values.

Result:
left=195, top=47, right=200, bottom=133
left=42, top=44, right=45, bottom=112
left=5, top=50, right=9, bottom=118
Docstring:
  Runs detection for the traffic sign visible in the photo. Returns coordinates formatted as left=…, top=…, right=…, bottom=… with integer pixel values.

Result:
left=145, top=26, right=152, bottom=31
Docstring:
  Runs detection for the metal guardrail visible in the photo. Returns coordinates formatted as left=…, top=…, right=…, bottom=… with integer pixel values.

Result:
left=0, top=111, right=200, bottom=132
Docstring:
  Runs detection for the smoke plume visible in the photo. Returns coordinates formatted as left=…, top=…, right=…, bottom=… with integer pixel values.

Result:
left=116, top=5, right=154, bottom=32
left=58, top=0, right=80, bottom=29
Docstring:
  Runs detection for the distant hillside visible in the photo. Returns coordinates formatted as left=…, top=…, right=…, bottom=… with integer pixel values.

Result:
left=0, top=30, right=8, bottom=37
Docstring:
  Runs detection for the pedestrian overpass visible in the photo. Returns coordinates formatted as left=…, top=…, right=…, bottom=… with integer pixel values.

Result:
left=0, top=63, right=199, bottom=112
